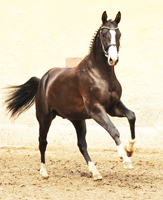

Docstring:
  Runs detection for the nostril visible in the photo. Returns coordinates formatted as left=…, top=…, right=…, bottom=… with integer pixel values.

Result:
left=115, top=58, right=119, bottom=64
left=109, top=58, right=113, bottom=64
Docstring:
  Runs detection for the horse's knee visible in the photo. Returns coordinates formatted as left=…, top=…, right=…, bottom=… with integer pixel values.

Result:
left=78, top=142, right=87, bottom=154
left=128, top=111, right=136, bottom=123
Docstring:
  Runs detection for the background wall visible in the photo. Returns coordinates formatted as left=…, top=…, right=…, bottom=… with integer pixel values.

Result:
left=0, top=0, right=163, bottom=147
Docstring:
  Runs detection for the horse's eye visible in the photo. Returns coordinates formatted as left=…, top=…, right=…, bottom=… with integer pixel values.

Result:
left=102, top=33, right=106, bottom=37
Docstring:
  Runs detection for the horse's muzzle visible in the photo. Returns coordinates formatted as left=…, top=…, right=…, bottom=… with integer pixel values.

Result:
left=108, top=46, right=119, bottom=66
left=108, top=57, right=119, bottom=66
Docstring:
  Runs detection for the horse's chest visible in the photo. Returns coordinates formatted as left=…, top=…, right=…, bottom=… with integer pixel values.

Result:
left=109, top=90, right=120, bottom=103
left=92, top=84, right=120, bottom=106
left=101, top=89, right=120, bottom=106
left=92, top=89, right=119, bottom=113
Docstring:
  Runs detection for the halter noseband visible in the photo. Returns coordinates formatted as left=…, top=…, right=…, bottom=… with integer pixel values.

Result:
left=99, top=26, right=119, bottom=58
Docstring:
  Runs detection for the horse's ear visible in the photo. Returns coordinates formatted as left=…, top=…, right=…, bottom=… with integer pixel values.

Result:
left=114, top=11, right=121, bottom=24
left=102, top=11, right=107, bottom=24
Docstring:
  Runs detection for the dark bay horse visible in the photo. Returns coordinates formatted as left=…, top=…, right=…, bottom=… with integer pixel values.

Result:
left=5, top=11, right=136, bottom=181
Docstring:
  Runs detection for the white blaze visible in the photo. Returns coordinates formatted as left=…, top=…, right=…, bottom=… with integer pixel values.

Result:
left=108, top=30, right=118, bottom=64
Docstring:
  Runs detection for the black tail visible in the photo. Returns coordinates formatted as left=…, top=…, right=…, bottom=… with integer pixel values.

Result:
left=5, top=77, right=40, bottom=118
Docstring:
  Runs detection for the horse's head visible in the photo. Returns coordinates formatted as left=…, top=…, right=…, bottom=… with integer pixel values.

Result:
left=100, top=11, right=121, bottom=66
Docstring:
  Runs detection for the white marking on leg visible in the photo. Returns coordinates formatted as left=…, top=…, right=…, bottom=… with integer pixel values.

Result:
left=126, top=139, right=136, bottom=152
left=117, top=144, right=127, bottom=158
left=88, top=161, right=102, bottom=180
left=88, top=161, right=99, bottom=175
left=117, top=144, right=133, bottom=169
left=40, top=163, right=49, bottom=179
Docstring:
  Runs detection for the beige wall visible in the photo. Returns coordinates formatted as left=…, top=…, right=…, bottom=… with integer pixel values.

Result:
left=0, top=0, right=163, bottom=129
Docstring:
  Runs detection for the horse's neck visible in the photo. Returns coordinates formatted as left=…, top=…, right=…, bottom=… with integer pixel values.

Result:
left=88, top=35, right=117, bottom=80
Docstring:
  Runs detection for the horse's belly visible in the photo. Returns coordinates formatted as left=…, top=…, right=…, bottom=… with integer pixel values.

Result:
left=49, top=93, right=89, bottom=120
left=55, top=104, right=90, bottom=120
left=57, top=109, right=90, bottom=120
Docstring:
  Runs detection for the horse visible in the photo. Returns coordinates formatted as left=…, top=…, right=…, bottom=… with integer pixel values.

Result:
left=5, top=11, right=136, bottom=181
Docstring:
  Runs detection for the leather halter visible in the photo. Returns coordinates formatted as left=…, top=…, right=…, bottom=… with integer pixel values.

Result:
left=99, top=26, right=119, bottom=58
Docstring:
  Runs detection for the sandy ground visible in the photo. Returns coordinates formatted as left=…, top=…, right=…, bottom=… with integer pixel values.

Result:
left=0, top=146, right=163, bottom=200
left=0, top=0, right=163, bottom=199
left=0, top=120, right=163, bottom=199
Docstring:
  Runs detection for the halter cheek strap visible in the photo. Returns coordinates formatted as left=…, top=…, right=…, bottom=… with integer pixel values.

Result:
left=99, top=26, right=119, bottom=58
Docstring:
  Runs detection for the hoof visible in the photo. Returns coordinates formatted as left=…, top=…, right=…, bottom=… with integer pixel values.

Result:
left=124, top=146, right=133, bottom=157
left=123, top=161, right=133, bottom=169
left=40, top=170, right=49, bottom=179
left=93, top=174, right=103, bottom=181
left=41, top=173, right=49, bottom=179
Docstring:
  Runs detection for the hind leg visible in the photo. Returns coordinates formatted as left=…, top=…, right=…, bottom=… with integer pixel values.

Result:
left=35, top=75, right=57, bottom=178
left=71, top=120, right=102, bottom=181
left=36, top=106, right=55, bottom=178
left=39, top=117, right=52, bottom=178
left=38, top=117, right=52, bottom=179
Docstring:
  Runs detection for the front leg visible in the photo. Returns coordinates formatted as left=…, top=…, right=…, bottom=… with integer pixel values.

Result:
left=88, top=103, right=133, bottom=169
left=71, top=120, right=102, bottom=181
left=108, top=101, right=136, bottom=157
